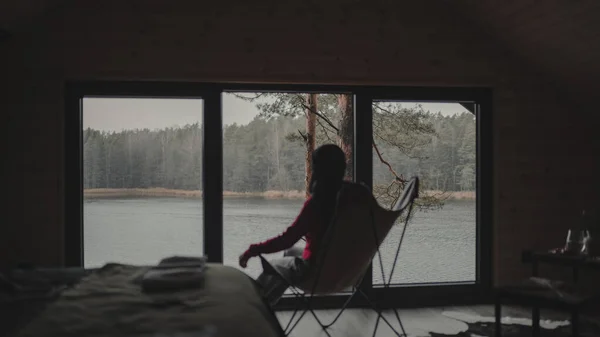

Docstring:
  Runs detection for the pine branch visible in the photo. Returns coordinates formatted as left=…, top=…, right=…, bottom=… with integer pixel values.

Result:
left=373, top=136, right=407, bottom=184
left=372, top=103, right=435, bottom=159
left=316, top=118, right=336, bottom=142
left=298, top=101, right=340, bottom=133
left=231, top=93, right=266, bottom=101
left=298, top=130, right=308, bottom=142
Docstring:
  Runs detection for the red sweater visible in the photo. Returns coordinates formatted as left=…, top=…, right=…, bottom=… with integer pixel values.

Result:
left=243, top=197, right=325, bottom=261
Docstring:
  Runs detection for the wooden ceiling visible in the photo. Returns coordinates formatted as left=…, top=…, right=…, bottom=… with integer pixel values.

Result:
left=2, top=0, right=599, bottom=104
left=451, top=0, right=600, bottom=106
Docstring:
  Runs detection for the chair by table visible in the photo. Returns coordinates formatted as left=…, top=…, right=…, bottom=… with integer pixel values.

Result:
left=494, top=251, right=600, bottom=337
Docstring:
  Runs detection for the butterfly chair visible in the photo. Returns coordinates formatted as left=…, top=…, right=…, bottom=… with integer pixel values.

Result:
left=259, top=176, right=420, bottom=337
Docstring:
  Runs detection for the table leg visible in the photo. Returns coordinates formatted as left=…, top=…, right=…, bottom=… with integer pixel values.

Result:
left=495, top=300, right=501, bottom=337
left=532, top=307, right=540, bottom=337
left=572, top=310, right=579, bottom=337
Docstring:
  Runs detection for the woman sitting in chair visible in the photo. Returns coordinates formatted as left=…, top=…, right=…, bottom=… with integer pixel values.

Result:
left=239, top=144, right=347, bottom=305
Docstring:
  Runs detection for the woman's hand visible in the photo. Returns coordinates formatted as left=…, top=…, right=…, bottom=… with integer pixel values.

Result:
left=239, top=253, right=250, bottom=268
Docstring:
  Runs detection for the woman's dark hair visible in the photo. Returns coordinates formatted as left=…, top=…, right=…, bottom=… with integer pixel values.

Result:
left=309, top=144, right=347, bottom=221
left=309, top=144, right=346, bottom=195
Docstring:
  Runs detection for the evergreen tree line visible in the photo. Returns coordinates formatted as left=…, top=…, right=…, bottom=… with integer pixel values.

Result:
left=83, top=111, right=476, bottom=192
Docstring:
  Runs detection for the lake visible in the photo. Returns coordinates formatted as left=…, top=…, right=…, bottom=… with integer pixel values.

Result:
left=83, top=197, right=476, bottom=284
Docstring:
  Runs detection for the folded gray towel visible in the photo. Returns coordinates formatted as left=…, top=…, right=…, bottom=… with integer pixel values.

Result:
left=141, top=256, right=207, bottom=293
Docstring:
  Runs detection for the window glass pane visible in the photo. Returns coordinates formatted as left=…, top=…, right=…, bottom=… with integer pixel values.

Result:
left=222, top=93, right=354, bottom=280
left=82, top=97, right=203, bottom=268
left=372, top=101, right=476, bottom=285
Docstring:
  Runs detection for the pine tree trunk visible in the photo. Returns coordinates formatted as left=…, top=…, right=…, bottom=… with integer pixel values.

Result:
left=127, top=132, right=132, bottom=188
left=105, top=142, right=111, bottom=188
left=338, top=94, right=354, bottom=179
left=305, top=94, right=317, bottom=198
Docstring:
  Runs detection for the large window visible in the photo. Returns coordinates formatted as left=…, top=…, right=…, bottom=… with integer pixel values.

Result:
left=371, top=101, right=477, bottom=285
left=66, top=83, right=491, bottom=308
left=81, top=97, right=204, bottom=267
left=222, top=92, right=354, bottom=279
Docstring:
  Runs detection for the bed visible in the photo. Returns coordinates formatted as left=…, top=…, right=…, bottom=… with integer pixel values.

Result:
left=1, top=263, right=284, bottom=337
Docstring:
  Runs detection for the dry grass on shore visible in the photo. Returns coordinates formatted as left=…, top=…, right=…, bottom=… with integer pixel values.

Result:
left=421, top=190, right=476, bottom=200
left=84, top=188, right=474, bottom=200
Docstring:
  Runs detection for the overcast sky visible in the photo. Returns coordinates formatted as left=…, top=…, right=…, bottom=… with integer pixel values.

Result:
left=83, top=94, right=470, bottom=132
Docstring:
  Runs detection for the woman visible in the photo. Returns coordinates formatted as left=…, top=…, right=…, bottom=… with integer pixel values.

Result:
left=239, top=144, right=347, bottom=305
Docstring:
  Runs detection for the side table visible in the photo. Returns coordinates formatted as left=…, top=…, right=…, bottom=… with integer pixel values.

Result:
left=494, top=251, right=600, bottom=337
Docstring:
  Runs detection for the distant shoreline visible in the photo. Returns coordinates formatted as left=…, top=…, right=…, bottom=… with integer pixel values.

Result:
left=83, top=188, right=475, bottom=200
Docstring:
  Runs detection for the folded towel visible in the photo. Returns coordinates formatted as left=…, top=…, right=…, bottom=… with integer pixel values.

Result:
left=154, top=256, right=207, bottom=269
left=141, top=256, right=207, bottom=293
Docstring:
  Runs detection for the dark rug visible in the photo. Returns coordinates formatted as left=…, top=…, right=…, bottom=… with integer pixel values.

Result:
left=430, top=320, right=600, bottom=337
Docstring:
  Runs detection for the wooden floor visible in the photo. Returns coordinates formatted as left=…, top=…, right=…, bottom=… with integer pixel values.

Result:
left=275, top=305, right=599, bottom=337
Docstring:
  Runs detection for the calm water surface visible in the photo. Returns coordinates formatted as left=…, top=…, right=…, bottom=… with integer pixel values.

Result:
left=84, top=198, right=476, bottom=284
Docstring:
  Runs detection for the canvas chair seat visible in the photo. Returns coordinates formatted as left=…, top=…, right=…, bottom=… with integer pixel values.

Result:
left=295, top=178, right=419, bottom=294
left=293, top=184, right=394, bottom=293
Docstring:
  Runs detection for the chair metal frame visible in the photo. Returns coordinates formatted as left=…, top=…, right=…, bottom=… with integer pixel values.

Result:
left=259, top=177, right=419, bottom=337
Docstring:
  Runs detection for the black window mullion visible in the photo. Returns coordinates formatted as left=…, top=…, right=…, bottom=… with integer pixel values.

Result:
left=203, top=91, right=224, bottom=263
left=477, top=96, right=494, bottom=293
left=65, top=87, right=83, bottom=267
left=354, top=93, right=374, bottom=295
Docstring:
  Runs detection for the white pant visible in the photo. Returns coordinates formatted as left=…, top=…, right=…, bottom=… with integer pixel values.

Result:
left=257, top=247, right=310, bottom=306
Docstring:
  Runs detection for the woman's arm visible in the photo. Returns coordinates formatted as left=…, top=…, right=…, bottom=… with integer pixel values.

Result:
left=242, top=198, right=315, bottom=258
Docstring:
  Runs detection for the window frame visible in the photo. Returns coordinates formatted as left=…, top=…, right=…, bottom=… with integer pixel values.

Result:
left=64, top=82, right=220, bottom=266
left=359, top=90, right=493, bottom=307
left=65, top=81, right=492, bottom=309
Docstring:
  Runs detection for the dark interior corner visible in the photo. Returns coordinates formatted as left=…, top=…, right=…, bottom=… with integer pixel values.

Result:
left=1, top=0, right=600, bottom=336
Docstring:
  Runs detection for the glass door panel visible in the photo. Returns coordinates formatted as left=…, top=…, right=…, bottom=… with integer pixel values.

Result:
left=371, top=101, right=477, bottom=286
left=221, top=92, right=354, bottom=293
left=82, top=97, right=204, bottom=267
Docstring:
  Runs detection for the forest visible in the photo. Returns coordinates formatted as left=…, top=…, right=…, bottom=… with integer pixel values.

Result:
left=83, top=98, right=476, bottom=199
